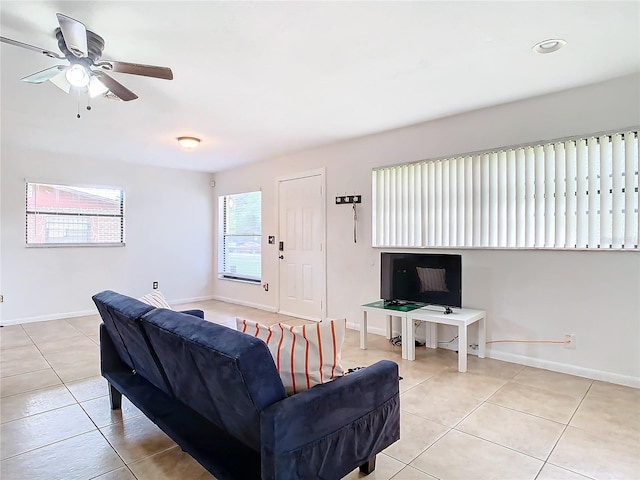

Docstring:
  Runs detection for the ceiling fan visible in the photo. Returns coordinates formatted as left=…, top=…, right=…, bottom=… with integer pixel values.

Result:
left=0, top=13, right=173, bottom=102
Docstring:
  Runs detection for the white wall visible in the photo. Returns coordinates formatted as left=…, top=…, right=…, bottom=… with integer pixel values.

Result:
left=0, top=147, right=215, bottom=324
left=211, top=73, right=640, bottom=386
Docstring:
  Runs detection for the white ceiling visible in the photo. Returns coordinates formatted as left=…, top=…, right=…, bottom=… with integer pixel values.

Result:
left=1, top=1, right=639, bottom=173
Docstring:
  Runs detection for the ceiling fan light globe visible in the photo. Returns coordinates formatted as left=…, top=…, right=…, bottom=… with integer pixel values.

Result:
left=65, top=64, right=90, bottom=87
left=88, top=77, right=108, bottom=97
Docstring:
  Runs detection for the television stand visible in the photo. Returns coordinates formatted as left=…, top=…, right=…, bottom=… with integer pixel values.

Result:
left=404, top=307, right=486, bottom=372
left=360, top=302, right=485, bottom=372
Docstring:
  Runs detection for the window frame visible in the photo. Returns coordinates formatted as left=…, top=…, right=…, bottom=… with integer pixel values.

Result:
left=218, top=190, right=262, bottom=283
left=25, top=182, right=125, bottom=247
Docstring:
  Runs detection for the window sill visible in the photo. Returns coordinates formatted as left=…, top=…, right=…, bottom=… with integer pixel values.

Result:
left=218, top=275, right=261, bottom=285
left=26, top=243, right=126, bottom=248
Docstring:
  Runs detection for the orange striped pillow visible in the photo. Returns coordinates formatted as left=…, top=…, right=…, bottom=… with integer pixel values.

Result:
left=236, top=318, right=346, bottom=395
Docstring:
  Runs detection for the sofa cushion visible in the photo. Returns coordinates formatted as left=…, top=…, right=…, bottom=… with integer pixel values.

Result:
left=236, top=318, right=346, bottom=395
left=139, top=290, right=172, bottom=309
left=140, top=309, right=287, bottom=452
left=92, top=290, right=174, bottom=397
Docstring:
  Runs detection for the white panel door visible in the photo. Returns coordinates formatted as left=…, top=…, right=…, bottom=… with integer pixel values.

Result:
left=278, top=173, right=325, bottom=321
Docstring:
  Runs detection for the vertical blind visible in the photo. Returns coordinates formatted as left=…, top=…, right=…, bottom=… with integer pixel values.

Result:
left=220, top=191, right=262, bottom=281
left=26, top=182, right=125, bottom=246
left=372, top=131, right=639, bottom=249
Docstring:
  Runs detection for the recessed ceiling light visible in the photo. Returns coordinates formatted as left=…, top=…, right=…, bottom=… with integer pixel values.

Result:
left=177, top=136, right=201, bottom=150
left=533, top=39, right=566, bottom=54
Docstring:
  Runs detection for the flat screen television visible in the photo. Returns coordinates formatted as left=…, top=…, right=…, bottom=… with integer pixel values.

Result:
left=380, top=252, right=462, bottom=308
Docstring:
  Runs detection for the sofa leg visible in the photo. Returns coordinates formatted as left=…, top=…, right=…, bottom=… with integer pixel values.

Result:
left=359, top=456, right=376, bottom=475
left=109, top=384, right=122, bottom=410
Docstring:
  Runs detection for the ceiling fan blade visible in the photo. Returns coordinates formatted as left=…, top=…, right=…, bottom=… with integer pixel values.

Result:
left=0, top=36, right=65, bottom=59
left=49, top=71, right=71, bottom=93
left=56, top=13, right=88, bottom=57
left=21, top=65, right=67, bottom=83
left=94, top=60, right=173, bottom=80
left=93, top=71, right=138, bottom=101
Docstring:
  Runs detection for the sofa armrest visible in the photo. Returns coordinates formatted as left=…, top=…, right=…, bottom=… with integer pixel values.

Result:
left=179, top=309, right=204, bottom=318
left=260, top=360, right=400, bottom=480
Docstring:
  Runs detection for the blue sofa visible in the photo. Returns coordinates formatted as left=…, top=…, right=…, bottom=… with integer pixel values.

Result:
left=93, top=290, right=400, bottom=480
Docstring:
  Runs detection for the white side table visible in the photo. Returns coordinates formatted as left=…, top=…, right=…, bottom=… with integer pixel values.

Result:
left=406, top=307, right=486, bottom=373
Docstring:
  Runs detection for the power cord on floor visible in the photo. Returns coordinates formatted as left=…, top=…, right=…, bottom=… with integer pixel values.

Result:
left=388, top=335, right=426, bottom=347
left=438, top=335, right=458, bottom=346
left=389, top=321, right=428, bottom=347
left=347, top=366, right=403, bottom=381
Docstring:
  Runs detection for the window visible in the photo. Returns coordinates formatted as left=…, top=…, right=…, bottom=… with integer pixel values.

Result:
left=372, top=131, right=639, bottom=250
left=219, top=191, right=262, bottom=281
left=26, top=182, right=125, bottom=246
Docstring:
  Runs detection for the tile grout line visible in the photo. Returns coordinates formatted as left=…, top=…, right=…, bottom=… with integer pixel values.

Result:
left=4, top=304, right=636, bottom=480
left=404, top=376, right=575, bottom=478
left=1, top=322, right=106, bottom=459
left=533, top=379, right=596, bottom=480
left=0, top=422, right=98, bottom=462
left=450, top=377, right=597, bottom=480
left=444, top=428, right=547, bottom=467
left=12, top=324, right=68, bottom=395
left=397, top=387, right=499, bottom=479
left=17, top=321, right=104, bottom=392
left=87, top=464, right=140, bottom=480
left=7, top=320, right=142, bottom=479
left=484, top=387, right=576, bottom=425
left=123, top=444, right=188, bottom=477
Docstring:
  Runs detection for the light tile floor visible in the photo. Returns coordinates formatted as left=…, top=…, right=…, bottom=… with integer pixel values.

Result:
left=1, top=299, right=638, bottom=480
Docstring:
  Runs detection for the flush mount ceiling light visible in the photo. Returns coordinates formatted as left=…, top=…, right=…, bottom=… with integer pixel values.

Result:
left=177, top=136, right=201, bottom=150
left=533, top=39, right=566, bottom=54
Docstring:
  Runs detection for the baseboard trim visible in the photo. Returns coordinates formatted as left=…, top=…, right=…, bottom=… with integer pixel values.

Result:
left=346, top=322, right=400, bottom=338
left=278, top=310, right=321, bottom=322
left=209, top=295, right=276, bottom=313
left=1, top=295, right=218, bottom=326
left=488, top=350, right=640, bottom=388
left=1, top=295, right=274, bottom=327
left=346, top=322, right=639, bottom=388
left=171, top=295, right=217, bottom=306
left=1, top=309, right=97, bottom=326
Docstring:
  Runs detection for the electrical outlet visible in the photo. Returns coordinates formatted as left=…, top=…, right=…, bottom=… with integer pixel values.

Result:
left=153, top=281, right=158, bottom=290
left=564, top=333, right=575, bottom=349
